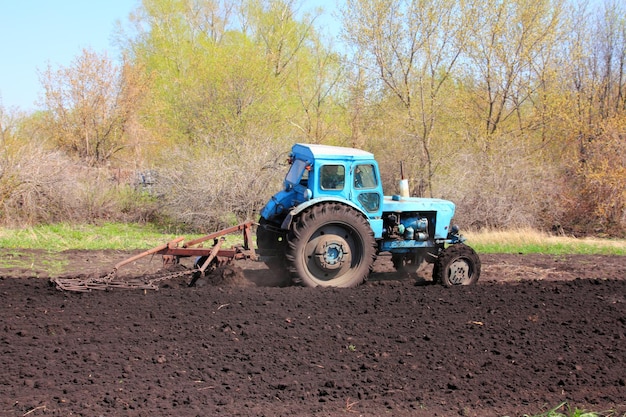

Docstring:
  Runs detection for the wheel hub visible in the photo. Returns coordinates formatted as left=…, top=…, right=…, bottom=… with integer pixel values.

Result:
left=314, top=237, right=350, bottom=270
left=448, top=259, right=470, bottom=285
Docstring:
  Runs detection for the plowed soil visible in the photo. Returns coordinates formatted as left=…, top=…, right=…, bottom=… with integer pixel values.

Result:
left=1, top=250, right=625, bottom=417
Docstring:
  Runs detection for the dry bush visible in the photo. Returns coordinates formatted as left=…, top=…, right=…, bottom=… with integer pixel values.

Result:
left=1, top=145, right=76, bottom=225
left=435, top=143, right=562, bottom=232
left=556, top=122, right=626, bottom=237
left=0, top=143, right=158, bottom=226
left=153, top=140, right=290, bottom=232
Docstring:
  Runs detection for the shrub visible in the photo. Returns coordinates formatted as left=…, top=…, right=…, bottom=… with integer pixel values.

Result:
left=152, top=140, right=288, bottom=232
left=0, top=144, right=159, bottom=226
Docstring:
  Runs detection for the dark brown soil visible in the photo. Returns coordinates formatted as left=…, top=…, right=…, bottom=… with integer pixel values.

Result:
left=1, top=250, right=625, bottom=417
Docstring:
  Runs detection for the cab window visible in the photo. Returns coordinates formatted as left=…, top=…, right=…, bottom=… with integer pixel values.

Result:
left=358, top=193, right=380, bottom=212
left=320, top=165, right=345, bottom=190
left=286, top=159, right=308, bottom=185
left=354, top=164, right=377, bottom=189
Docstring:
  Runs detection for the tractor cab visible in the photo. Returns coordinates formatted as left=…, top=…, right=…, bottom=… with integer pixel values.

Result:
left=261, top=143, right=384, bottom=224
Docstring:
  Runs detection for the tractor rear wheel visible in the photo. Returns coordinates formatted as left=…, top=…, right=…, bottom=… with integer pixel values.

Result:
left=286, top=203, right=377, bottom=288
left=433, top=244, right=481, bottom=286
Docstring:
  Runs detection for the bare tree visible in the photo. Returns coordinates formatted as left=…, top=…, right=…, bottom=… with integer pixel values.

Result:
left=463, top=0, right=565, bottom=148
left=341, top=0, right=471, bottom=196
left=40, top=49, right=146, bottom=166
left=559, top=0, right=626, bottom=235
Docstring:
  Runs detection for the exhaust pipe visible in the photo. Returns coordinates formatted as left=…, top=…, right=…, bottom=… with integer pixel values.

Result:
left=399, top=161, right=409, bottom=198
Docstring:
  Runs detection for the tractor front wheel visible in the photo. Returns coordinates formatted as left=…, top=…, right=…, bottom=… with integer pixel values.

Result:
left=433, top=244, right=481, bottom=287
left=286, top=203, right=377, bottom=288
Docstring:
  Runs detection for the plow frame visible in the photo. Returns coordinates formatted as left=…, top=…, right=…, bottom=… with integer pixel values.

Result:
left=112, top=221, right=257, bottom=273
left=52, top=221, right=257, bottom=291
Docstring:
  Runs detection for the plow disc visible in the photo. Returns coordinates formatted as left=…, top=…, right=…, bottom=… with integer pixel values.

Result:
left=51, top=221, right=257, bottom=292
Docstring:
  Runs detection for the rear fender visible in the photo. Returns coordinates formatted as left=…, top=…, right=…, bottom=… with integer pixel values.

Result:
left=280, top=198, right=368, bottom=231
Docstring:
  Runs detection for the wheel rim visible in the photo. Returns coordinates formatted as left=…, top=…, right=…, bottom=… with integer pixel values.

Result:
left=302, top=224, right=360, bottom=282
left=314, top=236, right=351, bottom=270
left=447, top=257, right=473, bottom=285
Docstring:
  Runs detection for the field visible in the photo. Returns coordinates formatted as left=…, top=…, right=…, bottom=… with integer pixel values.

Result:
left=1, top=250, right=625, bottom=416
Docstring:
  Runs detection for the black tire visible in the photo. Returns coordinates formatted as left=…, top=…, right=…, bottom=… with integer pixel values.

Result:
left=433, top=244, right=481, bottom=287
left=431, top=263, right=441, bottom=284
left=392, top=253, right=423, bottom=272
left=257, top=217, right=287, bottom=256
left=256, top=217, right=293, bottom=286
left=286, top=203, right=377, bottom=288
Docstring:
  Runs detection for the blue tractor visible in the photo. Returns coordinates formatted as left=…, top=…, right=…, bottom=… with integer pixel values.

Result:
left=257, top=143, right=481, bottom=288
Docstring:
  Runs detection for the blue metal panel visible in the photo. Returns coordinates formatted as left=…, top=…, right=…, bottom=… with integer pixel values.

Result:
left=369, top=218, right=384, bottom=239
left=379, top=239, right=438, bottom=252
left=260, top=189, right=296, bottom=220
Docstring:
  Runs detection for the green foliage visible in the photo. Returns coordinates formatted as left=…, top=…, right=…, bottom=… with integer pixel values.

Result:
left=126, top=0, right=336, bottom=148
left=557, top=117, right=626, bottom=237
left=342, top=0, right=471, bottom=196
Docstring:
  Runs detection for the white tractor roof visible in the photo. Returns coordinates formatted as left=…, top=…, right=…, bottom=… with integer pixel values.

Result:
left=293, top=143, right=375, bottom=161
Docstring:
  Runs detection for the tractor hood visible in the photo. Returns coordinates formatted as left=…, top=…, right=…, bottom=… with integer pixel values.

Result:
left=383, top=196, right=456, bottom=239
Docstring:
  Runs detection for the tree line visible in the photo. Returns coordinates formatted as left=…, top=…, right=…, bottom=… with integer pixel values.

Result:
left=1, top=0, right=624, bottom=236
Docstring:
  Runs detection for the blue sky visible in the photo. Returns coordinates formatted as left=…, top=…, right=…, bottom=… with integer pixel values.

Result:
left=0, top=0, right=136, bottom=111
left=0, top=0, right=338, bottom=112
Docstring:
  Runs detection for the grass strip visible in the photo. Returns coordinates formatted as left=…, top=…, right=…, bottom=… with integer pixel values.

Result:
left=0, top=224, right=624, bottom=255
left=465, top=228, right=626, bottom=256
left=0, top=223, right=205, bottom=251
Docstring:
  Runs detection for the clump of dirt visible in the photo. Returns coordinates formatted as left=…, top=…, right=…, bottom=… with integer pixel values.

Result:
left=195, top=265, right=251, bottom=287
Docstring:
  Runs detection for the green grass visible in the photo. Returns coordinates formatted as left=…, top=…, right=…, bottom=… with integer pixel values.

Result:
left=519, top=401, right=616, bottom=417
left=1, top=250, right=69, bottom=276
left=465, top=228, right=626, bottom=256
left=0, top=223, right=206, bottom=251
left=0, top=224, right=624, bottom=255
left=0, top=223, right=242, bottom=276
